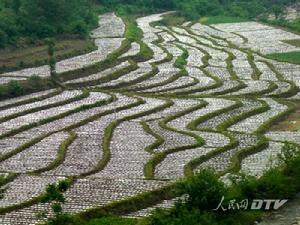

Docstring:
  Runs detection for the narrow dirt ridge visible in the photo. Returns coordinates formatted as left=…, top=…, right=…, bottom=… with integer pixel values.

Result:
left=0, top=12, right=299, bottom=224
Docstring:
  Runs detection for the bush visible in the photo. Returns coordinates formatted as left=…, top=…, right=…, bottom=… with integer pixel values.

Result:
left=177, top=169, right=226, bottom=211
left=0, top=29, right=9, bottom=48
left=150, top=143, right=300, bottom=225
left=0, top=0, right=298, bottom=48
left=236, top=143, right=300, bottom=200
left=139, top=42, right=153, bottom=60
left=174, top=48, right=188, bottom=68
left=44, top=143, right=300, bottom=225
left=174, top=57, right=186, bottom=68
left=86, top=216, right=138, bottom=225
left=40, top=184, right=65, bottom=203
left=27, top=75, right=43, bottom=88
left=280, top=143, right=300, bottom=187
left=7, top=80, right=24, bottom=96
left=0, top=0, right=97, bottom=48
left=0, top=85, right=6, bottom=97
left=125, top=22, right=143, bottom=42
left=150, top=207, right=219, bottom=225
left=70, top=20, right=89, bottom=38
left=57, top=180, right=71, bottom=192
left=236, top=169, right=297, bottom=200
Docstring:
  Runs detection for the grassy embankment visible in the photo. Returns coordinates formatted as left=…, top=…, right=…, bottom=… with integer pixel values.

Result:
left=199, top=16, right=249, bottom=24
left=271, top=100, right=300, bottom=131
left=0, top=39, right=96, bottom=73
left=266, top=50, right=300, bottom=65
left=45, top=142, right=300, bottom=225
left=267, top=39, right=300, bottom=64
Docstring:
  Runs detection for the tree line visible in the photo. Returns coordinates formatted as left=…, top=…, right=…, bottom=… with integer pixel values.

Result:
left=0, top=0, right=297, bottom=48
left=0, top=0, right=97, bottom=48
left=98, top=0, right=297, bottom=19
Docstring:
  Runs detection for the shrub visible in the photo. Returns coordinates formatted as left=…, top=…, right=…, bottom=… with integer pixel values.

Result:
left=7, top=80, right=24, bottom=96
left=86, top=216, right=138, bottom=225
left=236, top=143, right=300, bottom=200
left=40, top=184, right=65, bottom=203
left=125, top=22, right=142, bottom=42
left=177, top=169, right=226, bottom=211
left=174, top=48, right=188, bottom=70
left=57, top=180, right=71, bottom=192
left=27, top=75, right=42, bottom=88
left=0, top=85, right=6, bottom=97
left=150, top=207, right=219, bottom=225
left=281, top=143, right=300, bottom=187
left=70, top=20, right=89, bottom=38
left=45, top=142, right=300, bottom=225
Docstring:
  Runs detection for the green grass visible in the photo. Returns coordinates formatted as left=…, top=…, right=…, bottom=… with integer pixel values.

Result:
left=0, top=39, right=96, bottom=73
left=200, top=16, right=249, bottom=24
left=283, top=39, right=300, bottom=47
left=125, top=22, right=143, bottom=42
left=45, top=143, right=300, bottom=225
left=264, top=19, right=300, bottom=34
left=154, top=13, right=185, bottom=27
left=284, top=20, right=300, bottom=33
left=86, top=216, right=139, bottom=225
left=266, top=51, right=300, bottom=64
left=174, top=47, right=188, bottom=73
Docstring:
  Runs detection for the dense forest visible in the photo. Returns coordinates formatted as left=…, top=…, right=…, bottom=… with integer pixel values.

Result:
left=0, top=0, right=97, bottom=47
left=0, top=0, right=298, bottom=48
left=99, top=0, right=297, bottom=19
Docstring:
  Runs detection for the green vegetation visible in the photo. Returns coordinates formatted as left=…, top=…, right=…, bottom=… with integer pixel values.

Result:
left=125, top=21, right=143, bottom=42
left=0, top=174, right=17, bottom=200
left=39, top=180, right=72, bottom=225
left=47, top=39, right=56, bottom=77
left=0, top=175, right=7, bottom=199
left=2, top=75, right=53, bottom=99
left=264, top=18, right=300, bottom=33
left=97, top=0, right=296, bottom=20
left=174, top=49, right=188, bottom=69
left=0, top=0, right=97, bottom=48
left=271, top=101, right=300, bottom=131
left=85, top=217, right=139, bottom=225
left=284, top=39, right=300, bottom=47
left=1, top=1, right=300, bottom=225
left=44, top=142, right=300, bottom=225
left=6, top=80, right=24, bottom=96
left=0, top=76, right=53, bottom=99
left=97, top=0, right=300, bottom=38
left=200, top=16, right=249, bottom=24
left=150, top=143, right=300, bottom=225
left=266, top=51, right=300, bottom=64
left=31, top=132, right=77, bottom=175
left=174, top=47, right=189, bottom=76
left=285, top=19, right=300, bottom=33
left=0, top=0, right=298, bottom=49
left=0, top=39, right=96, bottom=73
left=153, top=13, right=186, bottom=27
left=124, top=18, right=153, bottom=61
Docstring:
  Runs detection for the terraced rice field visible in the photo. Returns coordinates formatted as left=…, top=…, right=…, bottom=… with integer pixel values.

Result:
left=0, top=12, right=300, bottom=224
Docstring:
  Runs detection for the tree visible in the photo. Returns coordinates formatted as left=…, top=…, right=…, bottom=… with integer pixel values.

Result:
left=0, top=0, right=97, bottom=48
left=177, top=169, right=226, bottom=211
left=0, top=8, right=19, bottom=47
left=174, top=0, right=222, bottom=19
left=27, top=75, right=43, bottom=90
left=47, top=38, right=56, bottom=77
left=38, top=180, right=71, bottom=224
left=271, top=5, right=284, bottom=19
left=18, top=0, right=97, bottom=38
